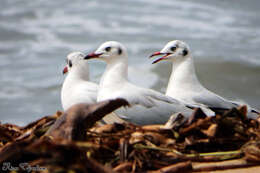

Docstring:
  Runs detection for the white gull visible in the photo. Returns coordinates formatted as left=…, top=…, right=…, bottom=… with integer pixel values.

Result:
left=150, top=40, right=259, bottom=118
left=61, top=52, right=98, bottom=111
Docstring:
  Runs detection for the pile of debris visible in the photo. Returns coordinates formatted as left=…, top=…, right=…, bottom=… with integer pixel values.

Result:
left=0, top=99, right=260, bottom=172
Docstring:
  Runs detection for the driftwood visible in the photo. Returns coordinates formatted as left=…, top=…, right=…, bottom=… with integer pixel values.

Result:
left=45, top=98, right=129, bottom=141
left=0, top=99, right=128, bottom=173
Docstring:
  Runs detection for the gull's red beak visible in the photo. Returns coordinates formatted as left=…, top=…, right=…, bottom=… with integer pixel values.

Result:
left=63, top=66, right=68, bottom=75
left=84, top=52, right=103, bottom=60
left=149, top=52, right=171, bottom=64
left=149, top=51, right=163, bottom=58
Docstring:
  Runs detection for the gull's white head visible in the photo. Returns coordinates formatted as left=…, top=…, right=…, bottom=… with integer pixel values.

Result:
left=150, top=40, right=190, bottom=64
left=63, top=51, right=87, bottom=74
left=84, top=41, right=127, bottom=63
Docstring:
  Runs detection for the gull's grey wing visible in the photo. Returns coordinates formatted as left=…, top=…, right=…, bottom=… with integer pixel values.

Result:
left=193, top=90, right=237, bottom=110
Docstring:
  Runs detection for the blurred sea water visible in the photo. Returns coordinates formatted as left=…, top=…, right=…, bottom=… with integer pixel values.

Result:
left=0, top=0, right=260, bottom=125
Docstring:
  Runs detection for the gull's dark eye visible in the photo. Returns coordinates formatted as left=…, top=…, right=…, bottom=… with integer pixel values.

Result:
left=118, top=48, right=122, bottom=55
left=183, top=49, right=188, bottom=56
left=170, top=46, right=176, bottom=51
left=105, top=47, right=111, bottom=52
left=69, top=60, right=72, bottom=67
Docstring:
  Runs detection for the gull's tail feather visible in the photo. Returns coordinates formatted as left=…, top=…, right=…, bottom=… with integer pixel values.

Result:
left=251, top=108, right=260, bottom=114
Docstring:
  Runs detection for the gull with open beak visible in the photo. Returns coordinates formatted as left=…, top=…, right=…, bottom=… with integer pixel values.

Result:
left=61, top=52, right=98, bottom=111
left=150, top=40, right=260, bottom=118
left=84, top=41, right=194, bottom=125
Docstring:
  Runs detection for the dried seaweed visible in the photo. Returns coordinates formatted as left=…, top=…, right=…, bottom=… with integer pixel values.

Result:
left=0, top=101, right=259, bottom=172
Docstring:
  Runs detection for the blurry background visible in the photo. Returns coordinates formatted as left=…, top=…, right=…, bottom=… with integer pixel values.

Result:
left=0, top=0, right=260, bottom=125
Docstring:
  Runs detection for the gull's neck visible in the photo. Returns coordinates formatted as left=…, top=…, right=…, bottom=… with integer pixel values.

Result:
left=166, top=55, right=202, bottom=96
left=66, top=63, right=90, bottom=82
left=100, top=57, right=128, bottom=88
